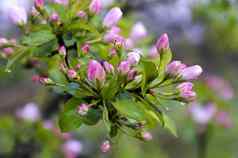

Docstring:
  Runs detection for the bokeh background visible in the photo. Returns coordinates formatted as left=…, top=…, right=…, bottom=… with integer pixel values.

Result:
left=0, top=0, right=237, bottom=158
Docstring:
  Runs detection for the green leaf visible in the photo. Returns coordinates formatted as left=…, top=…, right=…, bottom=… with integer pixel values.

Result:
left=58, top=98, right=82, bottom=132
left=31, top=39, right=58, bottom=57
left=21, top=30, right=56, bottom=47
left=163, top=114, right=177, bottom=137
left=80, top=108, right=102, bottom=125
left=101, top=76, right=119, bottom=100
left=157, top=49, right=172, bottom=81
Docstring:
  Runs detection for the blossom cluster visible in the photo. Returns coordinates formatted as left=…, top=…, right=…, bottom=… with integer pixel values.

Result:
left=0, top=0, right=202, bottom=153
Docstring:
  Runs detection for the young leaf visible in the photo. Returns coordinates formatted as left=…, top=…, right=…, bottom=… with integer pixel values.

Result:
left=163, top=114, right=177, bottom=137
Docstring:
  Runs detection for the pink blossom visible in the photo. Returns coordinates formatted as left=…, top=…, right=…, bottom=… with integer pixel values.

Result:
left=127, top=69, right=137, bottom=80
left=8, top=6, right=27, bottom=25
left=87, top=60, right=106, bottom=81
left=188, top=103, right=217, bottom=125
left=118, top=60, right=131, bottom=75
left=100, top=140, right=111, bottom=153
left=127, top=51, right=141, bottom=65
left=103, top=7, right=123, bottom=28
left=63, top=140, right=82, bottom=158
left=103, top=61, right=114, bottom=73
left=3, top=48, right=14, bottom=57
left=156, top=33, right=169, bottom=51
left=77, top=104, right=89, bottom=116
left=81, top=43, right=90, bottom=54
left=130, top=22, right=147, bottom=42
left=177, top=82, right=196, bottom=102
left=104, top=26, right=121, bottom=42
left=77, top=11, right=87, bottom=19
left=50, top=12, right=59, bottom=22
left=142, top=132, right=153, bottom=141
left=34, top=0, right=44, bottom=9
left=89, top=0, right=102, bottom=15
left=0, top=37, right=8, bottom=47
left=124, top=38, right=134, bottom=50
left=67, top=69, right=77, bottom=79
left=59, top=45, right=66, bottom=56
left=53, top=0, right=68, bottom=5
left=180, top=65, right=203, bottom=80
left=148, top=46, right=159, bottom=58
left=16, top=103, right=41, bottom=122
left=166, top=60, right=187, bottom=76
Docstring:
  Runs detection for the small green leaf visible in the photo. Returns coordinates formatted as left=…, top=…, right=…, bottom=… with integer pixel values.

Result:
left=101, top=76, right=119, bottom=100
left=58, top=98, right=82, bottom=132
left=80, top=108, right=102, bottom=125
left=157, top=49, right=172, bottom=81
left=163, top=114, right=177, bottom=137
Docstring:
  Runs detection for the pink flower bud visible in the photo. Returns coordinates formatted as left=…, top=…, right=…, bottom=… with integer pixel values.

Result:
left=156, top=33, right=169, bottom=51
left=50, top=12, right=59, bottom=22
left=67, top=69, right=77, bottom=79
left=110, top=48, right=117, bottom=56
left=104, top=26, right=121, bottom=42
left=103, top=7, right=123, bottom=28
left=89, top=0, right=102, bottom=14
left=177, top=82, right=196, bottom=102
left=39, top=77, right=53, bottom=85
left=148, top=46, right=159, bottom=58
left=81, top=43, right=90, bottom=54
left=75, top=64, right=81, bottom=70
left=166, top=60, right=187, bottom=76
left=87, top=60, right=106, bottom=81
left=59, top=45, right=66, bottom=56
left=130, top=22, right=147, bottom=41
left=34, top=0, right=44, bottom=9
left=118, top=60, right=131, bottom=75
left=77, top=11, right=87, bottom=19
left=124, top=38, right=134, bottom=50
left=53, top=0, right=68, bottom=5
left=32, top=75, right=41, bottom=83
left=142, top=132, right=153, bottom=141
left=127, top=69, right=137, bottom=81
left=16, top=103, right=41, bottom=122
left=0, top=38, right=8, bottom=47
left=180, top=65, right=203, bottom=80
left=127, top=51, right=141, bottom=65
left=100, top=140, right=111, bottom=153
left=103, top=61, right=114, bottom=73
left=188, top=103, right=217, bottom=125
left=77, top=104, right=89, bottom=116
left=3, top=48, right=14, bottom=57
left=8, top=6, right=27, bottom=25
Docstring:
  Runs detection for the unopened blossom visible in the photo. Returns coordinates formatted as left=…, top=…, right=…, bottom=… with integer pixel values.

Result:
left=77, top=104, right=89, bottom=116
left=100, top=140, right=111, bottom=153
left=81, top=43, right=90, bottom=54
left=67, top=69, right=77, bottom=79
left=166, top=60, right=187, bottom=76
left=8, top=6, right=27, bottom=25
left=50, top=12, right=59, bottom=22
left=63, top=140, right=82, bottom=158
left=39, top=77, right=53, bottom=85
left=53, top=0, right=68, bottom=5
left=156, top=33, right=169, bottom=51
left=87, top=60, right=106, bottom=81
left=215, top=111, right=233, bottom=128
left=75, top=63, right=81, bottom=70
left=2, top=48, right=14, bottom=57
left=118, top=60, right=131, bottom=75
left=0, top=38, right=8, bottom=47
left=103, top=61, right=114, bottom=73
left=59, top=45, right=66, bottom=56
left=104, top=26, right=121, bottom=42
left=43, top=120, right=54, bottom=130
left=16, top=103, right=41, bottom=122
left=127, top=69, right=137, bottom=80
left=180, top=65, right=203, bottom=80
left=89, top=0, right=102, bottom=14
left=77, top=11, right=87, bottom=19
left=103, top=7, right=123, bottom=28
left=142, top=132, right=153, bottom=141
left=124, top=38, right=134, bottom=50
left=148, top=46, right=159, bottom=58
left=130, top=22, right=147, bottom=41
left=34, top=0, right=44, bottom=10
left=188, top=103, right=217, bottom=125
left=110, top=48, right=117, bottom=56
left=32, top=75, right=41, bottom=83
left=127, top=51, right=141, bottom=65
left=177, top=82, right=196, bottom=102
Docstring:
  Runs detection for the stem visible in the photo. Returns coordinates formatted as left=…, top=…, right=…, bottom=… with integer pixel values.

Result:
left=196, top=127, right=210, bottom=158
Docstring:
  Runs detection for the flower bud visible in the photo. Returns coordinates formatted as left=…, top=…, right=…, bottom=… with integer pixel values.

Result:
left=142, top=132, right=153, bottom=141
left=130, top=22, right=147, bottom=41
left=50, top=12, right=59, bottom=22
left=127, top=69, right=137, bottom=80
left=53, top=0, right=68, bottom=5
left=2, top=48, right=14, bottom=57
left=177, top=82, right=196, bottom=102
left=156, top=33, right=169, bottom=51
left=100, top=140, right=111, bottom=153
left=0, top=37, right=8, bottom=47
left=58, top=45, right=66, bottom=56
left=103, top=7, right=123, bottom=28
left=103, top=61, right=114, bottom=73
left=63, top=140, right=82, bottom=158
left=34, top=0, right=44, bottom=10
left=32, top=75, right=41, bottom=83
left=89, top=0, right=102, bottom=15
left=104, top=26, right=121, bottom=42
left=124, top=38, right=134, bottom=50
left=81, top=43, right=90, bottom=54
left=39, top=77, right=53, bottom=85
left=16, top=103, right=41, bottom=122
left=188, top=103, right=216, bottom=125
left=87, top=60, right=106, bottom=81
left=180, top=65, right=202, bottom=80
left=166, top=60, right=187, bottom=76
left=77, top=104, right=89, bottom=116
left=110, top=48, right=117, bottom=56
left=147, top=46, right=158, bottom=58
left=67, top=69, right=77, bottom=79
left=8, top=6, right=27, bottom=25
left=77, top=11, right=87, bottom=19
left=127, top=51, right=141, bottom=65
left=118, top=60, right=130, bottom=75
